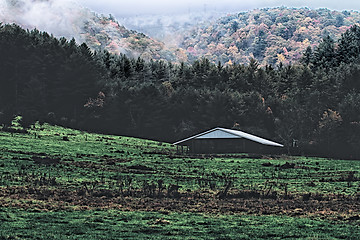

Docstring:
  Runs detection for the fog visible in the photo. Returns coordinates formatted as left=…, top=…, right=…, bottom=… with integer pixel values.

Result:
left=0, top=0, right=358, bottom=45
left=76, top=0, right=359, bottom=17
left=0, top=0, right=89, bottom=40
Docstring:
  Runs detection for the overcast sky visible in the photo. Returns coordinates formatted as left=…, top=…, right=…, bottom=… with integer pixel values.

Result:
left=76, top=0, right=359, bottom=17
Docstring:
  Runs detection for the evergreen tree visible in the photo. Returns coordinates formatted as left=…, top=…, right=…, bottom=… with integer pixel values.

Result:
left=312, top=35, right=337, bottom=69
left=337, top=25, right=360, bottom=64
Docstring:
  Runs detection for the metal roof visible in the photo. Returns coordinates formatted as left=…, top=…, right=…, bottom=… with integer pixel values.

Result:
left=173, top=127, right=284, bottom=147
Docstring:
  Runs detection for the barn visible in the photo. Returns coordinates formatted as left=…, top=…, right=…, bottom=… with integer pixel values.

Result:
left=173, top=127, right=284, bottom=154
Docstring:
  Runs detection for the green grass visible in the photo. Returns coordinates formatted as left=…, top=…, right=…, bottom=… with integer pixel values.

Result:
left=0, top=123, right=359, bottom=195
left=0, top=208, right=358, bottom=240
left=0, top=122, right=359, bottom=239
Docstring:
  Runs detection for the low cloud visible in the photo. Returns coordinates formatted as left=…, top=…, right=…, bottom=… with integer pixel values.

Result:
left=0, top=0, right=357, bottom=43
left=76, top=0, right=358, bottom=17
left=0, top=0, right=88, bottom=40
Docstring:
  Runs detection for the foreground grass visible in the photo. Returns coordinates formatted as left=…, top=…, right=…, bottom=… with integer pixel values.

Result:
left=0, top=123, right=359, bottom=239
left=1, top=208, right=359, bottom=240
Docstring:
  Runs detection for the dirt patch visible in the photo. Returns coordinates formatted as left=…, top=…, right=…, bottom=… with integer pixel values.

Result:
left=32, top=156, right=61, bottom=165
left=0, top=186, right=359, bottom=222
left=127, top=165, right=155, bottom=172
left=143, top=151, right=171, bottom=155
left=62, top=158, right=130, bottom=171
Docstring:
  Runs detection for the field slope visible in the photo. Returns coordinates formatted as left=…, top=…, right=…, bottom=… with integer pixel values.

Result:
left=0, top=123, right=359, bottom=239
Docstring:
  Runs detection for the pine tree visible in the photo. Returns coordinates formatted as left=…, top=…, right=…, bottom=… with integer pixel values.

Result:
left=337, top=25, right=360, bottom=64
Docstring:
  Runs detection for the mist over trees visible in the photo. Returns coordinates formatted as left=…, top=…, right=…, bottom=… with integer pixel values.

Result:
left=1, top=23, right=360, bottom=158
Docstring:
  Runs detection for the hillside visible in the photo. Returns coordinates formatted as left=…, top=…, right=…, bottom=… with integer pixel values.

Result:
left=119, top=12, right=224, bottom=45
left=2, top=2, right=360, bottom=65
left=0, top=0, right=177, bottom=61
left=176, top=7, right=360, bottom=65
left=79, top=14, right=177, bottom=61
left=111, top=7, right=360, bottom=65
left=0, top=123, right=359, bottom=238
left=2, top=22, right=360, bottom=158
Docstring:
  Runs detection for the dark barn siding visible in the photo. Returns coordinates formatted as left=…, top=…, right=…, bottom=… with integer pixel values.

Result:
left=184, top=138, right=282, bottom=154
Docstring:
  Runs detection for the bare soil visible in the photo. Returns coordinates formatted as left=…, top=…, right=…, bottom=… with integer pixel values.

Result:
left=1, top=186, right=359, bottom=222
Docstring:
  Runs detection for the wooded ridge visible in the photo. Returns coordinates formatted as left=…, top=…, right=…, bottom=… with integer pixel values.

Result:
left=1, top=23, right=360, bottom=158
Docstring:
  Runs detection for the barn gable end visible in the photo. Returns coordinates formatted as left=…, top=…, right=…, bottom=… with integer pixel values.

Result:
left=174, top=127, right=283, bottom=154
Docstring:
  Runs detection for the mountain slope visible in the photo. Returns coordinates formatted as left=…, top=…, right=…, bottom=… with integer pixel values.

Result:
left=79, top=14, right=177, bottom=61
left=0, top=0, right=176, bottom=61
left=119, top=12, right=225, bottom=45
left=2, top=1, right=360, bottom=65
left=176, top=7, right=360, bottom=65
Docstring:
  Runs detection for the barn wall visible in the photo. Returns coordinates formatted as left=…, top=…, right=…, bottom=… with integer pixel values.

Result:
left=185, top=139, right=282, bottom=154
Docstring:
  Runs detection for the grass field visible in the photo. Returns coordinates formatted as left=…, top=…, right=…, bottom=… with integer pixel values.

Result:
left=1, top=208, right=358, bottom=240
left=0, top=122, right=359, bottom=239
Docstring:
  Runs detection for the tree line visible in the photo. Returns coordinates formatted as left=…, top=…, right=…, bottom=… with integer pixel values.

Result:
left=1, top=23, right=360, bottom=158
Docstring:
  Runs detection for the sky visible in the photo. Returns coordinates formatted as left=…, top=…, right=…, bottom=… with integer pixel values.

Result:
left=76, top=0, right=359, bottom=17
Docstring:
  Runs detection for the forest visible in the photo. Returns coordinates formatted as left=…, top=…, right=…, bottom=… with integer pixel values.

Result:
left=80, top=7, right=360, bottom=65
left=1, top=23, right=360, bottom=158
left=179, top=7, right=360, bottom=65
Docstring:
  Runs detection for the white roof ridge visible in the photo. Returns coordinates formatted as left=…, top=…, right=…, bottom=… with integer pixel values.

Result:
left=219, top=128, right=283, bottom=147
left=173, top=128, right=219, bottom=145
left=173, top=127, right=283, bottom=147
